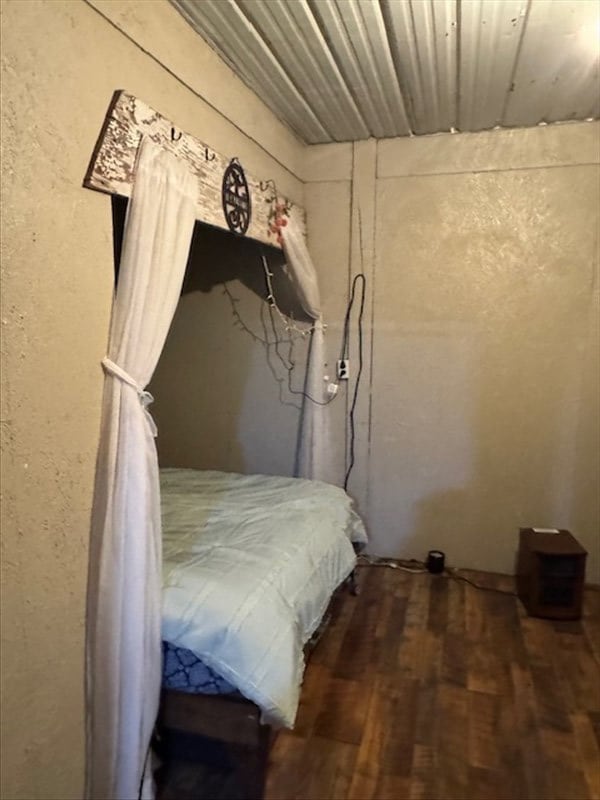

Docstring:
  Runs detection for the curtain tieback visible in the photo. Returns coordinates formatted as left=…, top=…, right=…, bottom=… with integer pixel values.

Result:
left=101, top=357, right=158, bottom=437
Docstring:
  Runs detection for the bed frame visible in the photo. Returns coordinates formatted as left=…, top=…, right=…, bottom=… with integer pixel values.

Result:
left=155, top=571, right=357, bottom=799
left=156, top=689, right=272, bottom=799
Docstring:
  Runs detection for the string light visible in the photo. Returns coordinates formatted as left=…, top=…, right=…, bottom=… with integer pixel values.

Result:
left=221, top=252, right=338, bottom=407
left=221, top=280, right=303, bottom=409
left=258, top=178, right=326, bottom=337
left=260, top=251, right=324, bottom=338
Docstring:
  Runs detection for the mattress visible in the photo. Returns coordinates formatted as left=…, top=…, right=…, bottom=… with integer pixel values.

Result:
left=160, top=468, right=367, bottom=727
left=162, top=641, right=237, bottom=695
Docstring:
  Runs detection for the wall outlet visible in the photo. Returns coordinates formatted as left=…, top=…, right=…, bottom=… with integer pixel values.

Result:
left=337, top=359, right=349, bottom=380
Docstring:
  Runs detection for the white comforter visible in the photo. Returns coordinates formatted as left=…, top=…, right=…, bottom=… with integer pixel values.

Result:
left=160, top=469, right=367, bottom=728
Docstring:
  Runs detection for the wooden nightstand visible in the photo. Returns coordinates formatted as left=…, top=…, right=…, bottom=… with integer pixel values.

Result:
left=516, top=528, right=587, bottom=620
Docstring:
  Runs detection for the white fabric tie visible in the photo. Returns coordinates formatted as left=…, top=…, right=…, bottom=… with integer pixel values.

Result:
left=102, top=357, right=158, bottom=437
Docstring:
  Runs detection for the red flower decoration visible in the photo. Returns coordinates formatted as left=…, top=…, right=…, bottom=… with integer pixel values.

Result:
left=266, top=192, right=292, bottom=243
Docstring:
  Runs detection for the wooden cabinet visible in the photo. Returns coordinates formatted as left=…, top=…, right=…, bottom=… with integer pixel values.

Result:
left=517, top=528, right=587, bottom=620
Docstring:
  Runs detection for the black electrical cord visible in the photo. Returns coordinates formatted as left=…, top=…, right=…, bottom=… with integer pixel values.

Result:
left=259, top=246, right=368, bottom=409
left=343, top=274, right=366, bottom=491
left=257, top=249, right=368, bottom=486
left=357, top=556, right=517, bottom=596
left=444, top=570, right=517, bottom=596
left=222, top=247, right=368, bottom=454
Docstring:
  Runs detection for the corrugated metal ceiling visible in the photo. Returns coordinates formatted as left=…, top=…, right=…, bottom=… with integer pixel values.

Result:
left=171, top=0, right=600, bottom=144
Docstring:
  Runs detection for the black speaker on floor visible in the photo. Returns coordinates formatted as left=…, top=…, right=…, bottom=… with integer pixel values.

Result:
left=426, top=550, right=445, bottom=574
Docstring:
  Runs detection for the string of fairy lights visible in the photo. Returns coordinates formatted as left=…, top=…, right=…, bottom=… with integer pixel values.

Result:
left=260, top=251, right=325, bottom=338
left=221, top=182, right=368, bottom=487
left=221, top=268, right=311, bottom=409
left=220, top=248, right=337, bottom=407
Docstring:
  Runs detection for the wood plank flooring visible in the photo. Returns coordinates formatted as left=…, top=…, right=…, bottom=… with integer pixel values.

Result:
left=266, top=567, right=600, bottom=800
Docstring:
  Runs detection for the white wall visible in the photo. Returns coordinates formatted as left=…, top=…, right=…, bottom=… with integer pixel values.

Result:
left=305, top=123, right=600, bottom=583
left=150, top=224, right=310, bottom=477
left=0, top=2, right=303, bottom=798
left=2, top=2, right=599, bottom=798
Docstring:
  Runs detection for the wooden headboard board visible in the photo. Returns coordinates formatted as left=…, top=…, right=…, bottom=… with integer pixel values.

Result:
left=83, top=90, right=305, bottom=249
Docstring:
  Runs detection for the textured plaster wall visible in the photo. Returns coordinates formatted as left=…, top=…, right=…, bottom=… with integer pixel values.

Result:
left=2, top=3, right=599, bottom=799
left=150, top=225, right=310, bottom=478
left=305, top=122, right=600, bottom=583
left=0, top=2, right=303, bottom=798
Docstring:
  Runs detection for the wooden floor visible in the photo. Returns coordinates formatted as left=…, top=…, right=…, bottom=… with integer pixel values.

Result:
left=158, top=567, right=600, bottom=800
left=266, top=567, right=600, bottom=800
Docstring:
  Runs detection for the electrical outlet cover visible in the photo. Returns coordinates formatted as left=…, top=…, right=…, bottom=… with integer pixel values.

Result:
left=337, top=359, right=349, bottom=380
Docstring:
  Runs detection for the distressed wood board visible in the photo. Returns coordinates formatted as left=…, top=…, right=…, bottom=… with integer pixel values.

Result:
left=84, top=90, right=304, bottom=248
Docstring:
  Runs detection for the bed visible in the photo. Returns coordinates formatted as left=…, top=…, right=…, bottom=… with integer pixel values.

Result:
left=156, top=468, right=367, bottom=798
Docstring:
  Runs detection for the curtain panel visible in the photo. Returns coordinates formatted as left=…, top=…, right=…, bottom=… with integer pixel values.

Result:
left=86, top=139, right=196, bottom=800
left=282, top=219, right=337, bottom=485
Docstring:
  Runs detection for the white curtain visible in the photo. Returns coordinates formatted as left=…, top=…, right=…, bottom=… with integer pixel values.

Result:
left=86, top=138, right=196, bottom=800
left=282, top=219, right=336, bottom=484
left=280, top=216, right=321, bottom=320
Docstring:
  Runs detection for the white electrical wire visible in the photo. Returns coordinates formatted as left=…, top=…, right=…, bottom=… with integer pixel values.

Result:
left=356, top=555, right=517, bottom=595
left=356, top=554, right=428, bottom=574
